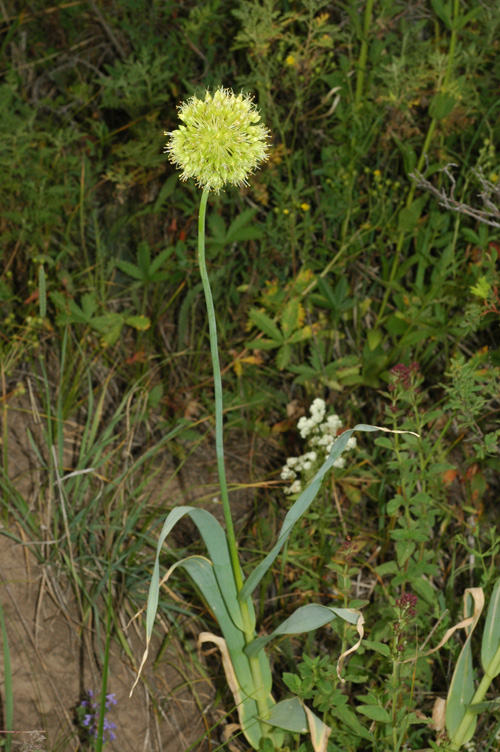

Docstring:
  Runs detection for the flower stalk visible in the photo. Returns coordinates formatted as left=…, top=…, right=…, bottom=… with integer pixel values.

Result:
left=197, top=188, right=242, bottom=588
left=197, top=186, right=271, bottom=733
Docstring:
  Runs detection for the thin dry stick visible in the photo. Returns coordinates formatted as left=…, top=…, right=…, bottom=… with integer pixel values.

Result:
left=411, top=164, right=500, bottom=228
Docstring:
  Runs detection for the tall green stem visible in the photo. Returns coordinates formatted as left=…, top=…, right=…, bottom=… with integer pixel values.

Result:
left=197, top=188, right=243, bottom=591
left=197, top=188, right=271, bottom=732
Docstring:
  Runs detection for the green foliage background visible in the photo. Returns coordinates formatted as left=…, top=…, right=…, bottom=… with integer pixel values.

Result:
left=1, top=0, right=500, bottom=750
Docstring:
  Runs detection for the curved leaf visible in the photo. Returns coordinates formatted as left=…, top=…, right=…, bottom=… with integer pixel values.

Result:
left=199, top=631, right=282, bottom=750
left=239, top=425, right=386, bottom=602
left=446, top=589, right=484, bottom=743
left=266, top=697, right=331, bottom=752
left=132, top=554, right=273, bottom=750
left=245, top=604, right=359, bottom=658
left=146, top=505, right=255, bottom=633
left=357, top=705, right=391, bottom=723
left=267, top=697, right=308, bottom=734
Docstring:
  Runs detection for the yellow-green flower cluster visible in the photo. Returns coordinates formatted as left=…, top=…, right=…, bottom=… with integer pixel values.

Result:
left=165, top=87, right=270, bottom=193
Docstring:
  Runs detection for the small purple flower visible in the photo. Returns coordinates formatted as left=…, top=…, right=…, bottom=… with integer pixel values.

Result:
left=390, top=362, right=421, bottom=391
left=392, top=591, right=419, bottom=652
left=395, top=592, right=418, bottom=609
left=79, top=689, right=118, bottom=744
left=103, top=717, right=117, bottom=742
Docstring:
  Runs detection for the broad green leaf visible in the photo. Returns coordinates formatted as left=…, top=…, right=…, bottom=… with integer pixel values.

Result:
left=266, top=697, right=308, bottom=734
left=245, top=604, right=359, bottom=658
left=357, top=705, right=391, bottom=723
left=374, top=561, right=398, bottom=576
left=249, top=308, right=282, bottom=341
left=331, top=705, right=373, bottom=741
left=481, top=578, right=500, bottom=677
left=446, top=590, right=483, bottom=743
left=362, top=640, right=391, bottom=658
left=282, top=672, right=301, bottom=693
left=266, top=697, right=331, bottom=752
left=238, top=425, right=384, bottom=602
left=147, top=506, right=256, bottom=633
left=409, top=577, right=436, bottom=606
left=173, top=556, right=272, bottom=750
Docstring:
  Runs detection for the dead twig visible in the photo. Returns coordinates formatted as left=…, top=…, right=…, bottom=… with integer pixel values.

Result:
left=410, top=163, right=500, bottom=229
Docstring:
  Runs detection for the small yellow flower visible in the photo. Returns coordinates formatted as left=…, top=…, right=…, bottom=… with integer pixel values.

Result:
left=165, top=86, right=270, bottom=193
left=489, top=172, right=499, bottom=184
left=373, top=169, right=382, bottom=179
left=283, top=208, right=290, bottom=215
left=285, top=55, right=296, bottom=66
left=300, top=203, right=310, bottom=212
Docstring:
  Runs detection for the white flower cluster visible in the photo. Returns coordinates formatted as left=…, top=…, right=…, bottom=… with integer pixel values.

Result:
left=281, top=398, right=357, bottom=495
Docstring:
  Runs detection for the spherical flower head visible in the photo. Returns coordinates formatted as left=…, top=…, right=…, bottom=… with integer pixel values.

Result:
left=165, top=87, right=270, bottom=193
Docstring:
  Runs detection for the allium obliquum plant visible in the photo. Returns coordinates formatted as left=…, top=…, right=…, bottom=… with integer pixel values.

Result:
left=131, top=86, right=414, bottom=751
